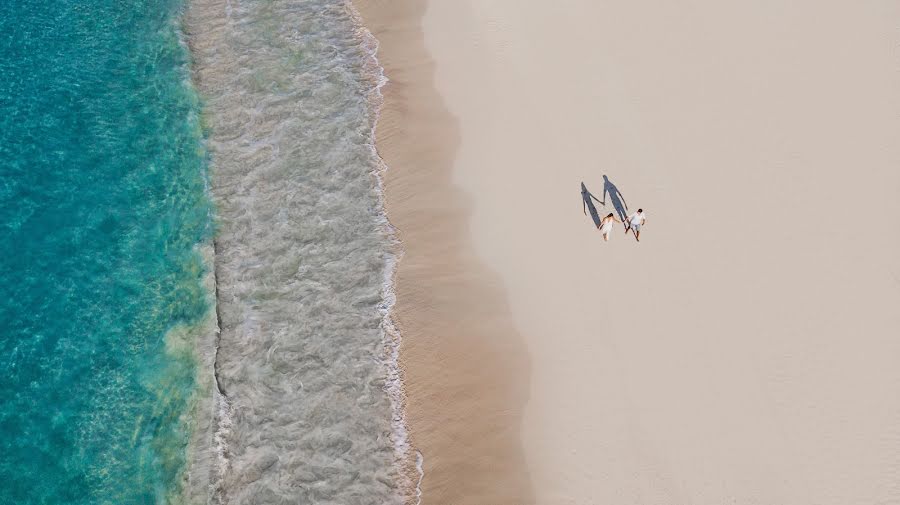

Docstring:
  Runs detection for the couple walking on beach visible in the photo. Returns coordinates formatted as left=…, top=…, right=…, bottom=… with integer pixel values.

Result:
left=581, top=176, right=646, bottom=242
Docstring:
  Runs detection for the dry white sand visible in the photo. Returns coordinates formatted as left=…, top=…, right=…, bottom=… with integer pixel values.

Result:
left=365, top=0, right=900, bottom=503
left=422, top=1, right=900, bottom=503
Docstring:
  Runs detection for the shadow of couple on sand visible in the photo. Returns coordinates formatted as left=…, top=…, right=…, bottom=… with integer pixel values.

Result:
left=582, top=175, right=629, bottom=227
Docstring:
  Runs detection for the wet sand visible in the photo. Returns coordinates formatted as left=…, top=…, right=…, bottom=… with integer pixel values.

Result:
left=353, top=1, right=533, bottom=504
left=361, top=0, right=900, bottom=504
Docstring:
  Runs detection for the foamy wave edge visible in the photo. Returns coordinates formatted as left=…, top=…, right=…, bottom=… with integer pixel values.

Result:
left=171, top=8, right=232, bottom=503
left=348, top=3, right=425, bottom=504
left=178, top=2, right=422, bottom=502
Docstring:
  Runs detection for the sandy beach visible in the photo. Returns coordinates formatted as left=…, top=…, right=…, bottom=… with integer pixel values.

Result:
left=360, top=1, right=900, bottom=503
left=355, top=2, right=532, bottom=503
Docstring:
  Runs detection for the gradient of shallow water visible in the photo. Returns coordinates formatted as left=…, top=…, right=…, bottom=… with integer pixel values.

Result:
left=186, top=1, right=409, bottom=503
left=0, top=0, right=213, bottom=502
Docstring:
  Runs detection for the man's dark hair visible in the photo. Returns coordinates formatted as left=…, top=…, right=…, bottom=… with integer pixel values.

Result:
left=637, top=208, right=643, bottom=213
left=607, top=213, right=614, bottom=218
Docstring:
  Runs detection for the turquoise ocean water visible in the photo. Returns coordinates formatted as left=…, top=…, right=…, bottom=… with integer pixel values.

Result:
left=0, top=1, right=212, bottom=502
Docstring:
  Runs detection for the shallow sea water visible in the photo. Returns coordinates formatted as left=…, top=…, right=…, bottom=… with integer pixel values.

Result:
left=0, top=0, right=213, bottom=503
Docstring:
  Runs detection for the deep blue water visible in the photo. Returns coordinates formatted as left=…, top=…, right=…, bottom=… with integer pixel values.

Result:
left=0, top=1, right=212, bottom=502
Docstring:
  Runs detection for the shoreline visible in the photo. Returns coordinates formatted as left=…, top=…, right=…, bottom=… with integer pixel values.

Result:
left=346, top=4, right=423, bottom=499
left=353, top=1, right=534, bottom=504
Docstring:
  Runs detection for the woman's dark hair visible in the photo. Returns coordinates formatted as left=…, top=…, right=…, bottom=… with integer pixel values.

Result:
left=607, top=213, right=614, bottom=218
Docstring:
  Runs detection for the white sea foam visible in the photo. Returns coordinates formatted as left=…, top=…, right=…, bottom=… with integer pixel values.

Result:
left=348, top=2, right=425, bottom=500
left=184, top=0, right=416, bottom=503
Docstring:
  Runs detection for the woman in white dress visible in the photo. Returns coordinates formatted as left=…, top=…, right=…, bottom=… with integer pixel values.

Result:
left=598, top=213, right=622, bottom=241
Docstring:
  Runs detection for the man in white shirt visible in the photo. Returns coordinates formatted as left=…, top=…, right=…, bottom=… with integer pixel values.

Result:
left=624, top=208, right=646, bottom=242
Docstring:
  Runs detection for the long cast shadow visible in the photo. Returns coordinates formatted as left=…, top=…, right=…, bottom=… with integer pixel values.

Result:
left=602, top=174, right=629, bottom=222
left=581, top=181, right=603, bottom=228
